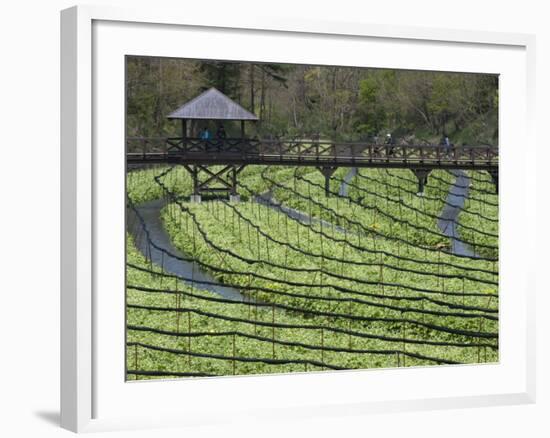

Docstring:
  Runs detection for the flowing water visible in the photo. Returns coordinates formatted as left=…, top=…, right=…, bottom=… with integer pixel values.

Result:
left=436, top=170, right=478, bottom=258
left=127, top=199, right=250, bottom=302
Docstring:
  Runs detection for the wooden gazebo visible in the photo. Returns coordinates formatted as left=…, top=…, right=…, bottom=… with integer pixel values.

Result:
left=167, top=87, right=258, bottom=202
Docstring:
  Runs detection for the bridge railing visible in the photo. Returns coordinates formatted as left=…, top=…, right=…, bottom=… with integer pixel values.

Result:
left=126, top=137, right=498, bottom=165
left=127, top=137, right=168, bottom=154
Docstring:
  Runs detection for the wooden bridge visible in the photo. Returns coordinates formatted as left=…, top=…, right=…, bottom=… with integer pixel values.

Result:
left=127, top=137, right=498, bottom=170
left=126, top=136, right=499, bottom=198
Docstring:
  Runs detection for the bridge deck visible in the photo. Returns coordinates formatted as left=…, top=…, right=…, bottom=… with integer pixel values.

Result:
left=126, top=137, right=498, bottom=170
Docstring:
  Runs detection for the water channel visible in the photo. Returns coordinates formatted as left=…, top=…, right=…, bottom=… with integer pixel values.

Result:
left=127, top=168, right=475, bottom=301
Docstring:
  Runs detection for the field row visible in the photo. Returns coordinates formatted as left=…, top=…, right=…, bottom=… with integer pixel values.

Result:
left=126, top=165, right=499, bottom=378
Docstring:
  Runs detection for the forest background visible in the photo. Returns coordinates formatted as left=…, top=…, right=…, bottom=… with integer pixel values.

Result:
left=127, top=57, right=498, bottom=145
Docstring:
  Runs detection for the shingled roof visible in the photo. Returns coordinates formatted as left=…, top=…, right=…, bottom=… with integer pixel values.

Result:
left=167, top=87, right=259, bottom=121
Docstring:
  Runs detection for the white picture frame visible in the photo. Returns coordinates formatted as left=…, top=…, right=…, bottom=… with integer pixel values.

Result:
left=60, top=4, right=536, bottom=433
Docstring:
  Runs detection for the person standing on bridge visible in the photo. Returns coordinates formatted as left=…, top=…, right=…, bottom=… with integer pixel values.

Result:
left=216, top=124, right=226, bottom=140
left=441, top=133, right=452, bottom=157
left=214, top=124, right=226, bottom=152
left=200, top=127, right=211, bottom=141
left=385, top=132, right=396, bottom=155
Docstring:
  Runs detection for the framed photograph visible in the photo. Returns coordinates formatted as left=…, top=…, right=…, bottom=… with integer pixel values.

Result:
left=61, top=5, right=536, bottom=433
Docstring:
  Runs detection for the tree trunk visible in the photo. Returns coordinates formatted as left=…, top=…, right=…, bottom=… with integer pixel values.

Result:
left=260, top=69, right=266, bottom=122
left=292, top=96, right=298, bottom=128
left=249, top=64, right=255, bottom=113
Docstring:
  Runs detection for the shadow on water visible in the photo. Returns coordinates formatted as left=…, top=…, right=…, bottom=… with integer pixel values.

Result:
left=127, top=199, right=251, bottom=302
left=437, top=170, right=479, bottom=258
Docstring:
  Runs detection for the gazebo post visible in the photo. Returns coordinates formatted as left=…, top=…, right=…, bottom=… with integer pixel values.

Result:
left=240, top=120, right=245, bottom=139
left=181, top=119, right=187, bottom=150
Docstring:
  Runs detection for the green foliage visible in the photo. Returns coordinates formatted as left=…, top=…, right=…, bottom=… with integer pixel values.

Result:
left=126, top=166, right=499, bottom=379
left=127, top=56, right=498, bottom=144
left=126, top=166, right=192, bottom=204
left=126, top=57, right=207, bottom=137
left=459, top=171, right=499, bottom=258
left=352, top=70, right=498, bottom=144
left=199, top=61, right=242, bottom=99
left=356, top=76, right=387, bottom=136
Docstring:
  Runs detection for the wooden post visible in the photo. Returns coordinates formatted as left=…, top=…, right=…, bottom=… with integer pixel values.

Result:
left=231, top=166, right=237, bottom=196
left=318, top=166, right=338, bottom=197
left=488, top=169, right=498, bottom=194
left=192, top=166, right=199, bottom=196
left=411, top=169, right=431, bottom=194
left=241, top=120, right=245, bottom=139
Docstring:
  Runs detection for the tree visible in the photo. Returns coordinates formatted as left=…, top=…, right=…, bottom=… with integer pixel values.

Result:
left=199, top=61, right=241, bottom=99
left=126, top=56, right=498, bottom=144
left=356, top=74, right=387, bottom=137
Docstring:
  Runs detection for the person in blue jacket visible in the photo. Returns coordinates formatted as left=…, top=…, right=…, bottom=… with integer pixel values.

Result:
left=200, top=127, right=211, bottom=140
